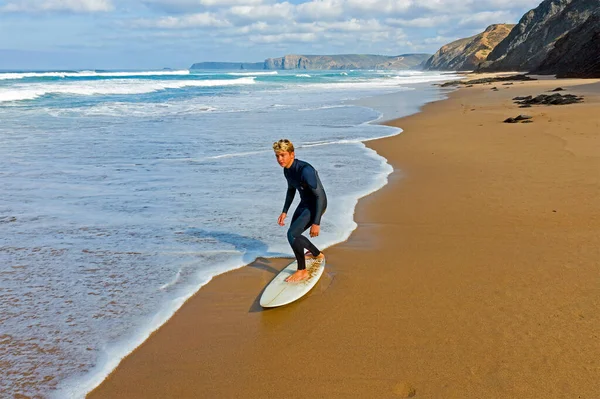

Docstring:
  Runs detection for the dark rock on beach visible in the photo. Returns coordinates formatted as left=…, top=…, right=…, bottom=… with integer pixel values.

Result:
left=504, top=115, right=534, bottom=123
left=513, top=93, right=584, bottom=106
left=440, top=74, right=535, bottom=87
left=515, top=115, right=532, bottom=121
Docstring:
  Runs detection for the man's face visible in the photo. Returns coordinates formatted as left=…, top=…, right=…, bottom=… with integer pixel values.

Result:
left=275, top=151, right=294, bottom=168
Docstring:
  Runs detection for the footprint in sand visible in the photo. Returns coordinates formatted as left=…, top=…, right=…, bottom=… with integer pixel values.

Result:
left=392, top=381, right=416, bottom=397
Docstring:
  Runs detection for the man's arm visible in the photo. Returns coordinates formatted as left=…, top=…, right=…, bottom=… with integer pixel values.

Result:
left=282, top=182, right=296, bottom=214
left=302, top=167, right=326, bottom=225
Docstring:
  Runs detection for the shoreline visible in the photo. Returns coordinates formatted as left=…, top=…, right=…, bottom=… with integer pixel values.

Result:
left=87, top=76, right=600, bottom=398
left=57, top=81, right=446, bottom=399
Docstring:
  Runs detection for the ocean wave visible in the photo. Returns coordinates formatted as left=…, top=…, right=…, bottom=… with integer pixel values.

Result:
left=227, top=71, right=278, bottom=76
left=297, top=74, right=458, bottom=91
left=295, top=74, right=311, bottom=78
left=199, top=149, right=270, bottom=161
left=298, top=104, right=352, bottom=111
left=0, top=70, right=191, bottom=80
left=46, top=102, right=219, bottom=118
left=0, top=77, right=256, bottom=103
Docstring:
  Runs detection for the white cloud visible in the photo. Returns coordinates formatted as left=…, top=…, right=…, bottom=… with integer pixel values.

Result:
left=200, top=0, right=265, bottom=6
left=385, top=15, right=451, bottom=28
left=295, top=0, right=344, bottom=22
left=136, top=12, right=231, bottom=28
left=321, top=18, right=385, bottom=33
left=344, top=0, right=412, bottom=14
left=2, top=0, right=545, bottom=64
left=141, top=0, right=265, bottom=13
left=1, top=0, right=114, bottom=12
left=249, top=32, right=317, bottom=44
left=421, top=35, right=458, bottom=45
left=458, top=10, right=513, bottom=27
left=227, top=3, right=293, bottom=22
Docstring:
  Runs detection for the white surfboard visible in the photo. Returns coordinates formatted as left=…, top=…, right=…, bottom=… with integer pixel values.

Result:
left=259, top=257, right=326, bottom=308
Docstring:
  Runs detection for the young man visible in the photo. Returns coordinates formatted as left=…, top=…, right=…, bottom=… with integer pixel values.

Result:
left=273, top=139, right=327, bottom=282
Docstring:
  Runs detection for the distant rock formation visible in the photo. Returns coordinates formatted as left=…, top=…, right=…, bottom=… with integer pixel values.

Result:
left=262, top=54, right=431, bottom=70
left=534, top=11, right=600, bottom=78
left=423, top=24, right=515, bottom=71
left=480, top=0, right=599, bottom=72
left=190, top=62, right=264, bottom=70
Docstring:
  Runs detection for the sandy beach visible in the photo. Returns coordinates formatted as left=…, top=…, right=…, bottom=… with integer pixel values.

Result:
left=88, top=76, right=600, bottom=398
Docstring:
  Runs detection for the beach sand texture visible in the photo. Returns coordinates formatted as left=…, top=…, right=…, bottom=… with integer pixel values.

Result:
left=88, top=77, right=600, bottom=398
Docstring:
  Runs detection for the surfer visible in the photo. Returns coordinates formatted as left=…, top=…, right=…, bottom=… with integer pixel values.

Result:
left=273, top=139, right=327, bottom=282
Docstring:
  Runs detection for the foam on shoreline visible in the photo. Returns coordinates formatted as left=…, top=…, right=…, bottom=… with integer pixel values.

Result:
left=53, top=85, right=450, bottom=399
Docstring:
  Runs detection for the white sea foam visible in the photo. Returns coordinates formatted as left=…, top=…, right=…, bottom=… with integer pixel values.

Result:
left=296, top=74, right=458, bottom=91
left=0, top=69, right=453, bottom=399
left=298, top=104, right=352, bottom=111
left=47, top=101, right=218, bottom=117
left=0, top=70, right=191, bottom=80
left=295, top=74, right=311, bottom=77
left=227, top=71, right=278, bottom=76
left=0, top=77, right=255, bottom=103
left=200, top=149, right=270, bottom=160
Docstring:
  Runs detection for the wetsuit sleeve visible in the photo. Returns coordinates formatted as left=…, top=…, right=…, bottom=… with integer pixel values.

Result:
left=282, top=182, right=296, bottom=214
left=301, top=167, right=326, bottom=225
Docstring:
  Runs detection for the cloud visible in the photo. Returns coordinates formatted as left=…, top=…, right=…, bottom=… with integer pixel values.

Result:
left=457, top=10, right=514, bottom=27
left=0, top=0, right=547, bottom=68
left=295, top=0, right=344, bottom=22
left=227, top=3, right=293, bottom=22
left=135, top=12, right=231, bottom=28
left=385, top=15, right=451, bottom=28
left=1, top=0, right=114, bottom=12
left=140, top=0, right=266, bottom=14
left=249, top=32, right=317, bottom=44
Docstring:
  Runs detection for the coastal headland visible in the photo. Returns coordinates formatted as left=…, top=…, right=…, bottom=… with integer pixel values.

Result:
left=88, top=75, right=600, bottom=398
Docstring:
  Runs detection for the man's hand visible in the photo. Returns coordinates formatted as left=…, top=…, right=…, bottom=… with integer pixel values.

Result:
left=310, top=224, right=320, bottom=237
left=278, top=213, right=287, bottom=226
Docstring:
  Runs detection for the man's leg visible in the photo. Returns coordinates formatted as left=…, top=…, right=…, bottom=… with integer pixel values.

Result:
left=286, top=207, right=322, bottom=282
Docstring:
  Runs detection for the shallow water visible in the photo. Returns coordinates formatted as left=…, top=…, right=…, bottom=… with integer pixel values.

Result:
left=0, top=69, right=457, bottom=398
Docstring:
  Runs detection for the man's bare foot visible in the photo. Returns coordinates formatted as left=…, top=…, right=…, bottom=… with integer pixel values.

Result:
left=285, top=269, right=309, bottom=282
left=305, top=252, right=325, bottom=260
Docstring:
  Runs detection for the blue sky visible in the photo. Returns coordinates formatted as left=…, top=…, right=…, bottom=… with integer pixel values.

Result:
left=0, top=0, right=542, bottom=70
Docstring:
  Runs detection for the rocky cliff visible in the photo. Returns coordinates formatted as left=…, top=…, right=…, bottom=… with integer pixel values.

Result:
left=534, top=11, right=600, bottom=78
left=481, top=0, right=599, bottom=71
left=423, top=24, right=514, bottom=71
left=263, top=54, right=431, bottom=70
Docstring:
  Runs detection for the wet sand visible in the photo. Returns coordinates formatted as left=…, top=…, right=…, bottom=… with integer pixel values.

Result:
left=88, top=76, right=600, bottom=398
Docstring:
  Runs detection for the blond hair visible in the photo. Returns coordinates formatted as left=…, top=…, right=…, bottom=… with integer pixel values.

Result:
left=272, top=138, right=295, bottom=153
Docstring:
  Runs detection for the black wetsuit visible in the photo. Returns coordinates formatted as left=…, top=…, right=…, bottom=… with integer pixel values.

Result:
left=282, top=159, right=327, bottom=271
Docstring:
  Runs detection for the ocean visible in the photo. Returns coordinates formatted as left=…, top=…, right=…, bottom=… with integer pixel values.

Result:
left=0, top=68, right=457, bottom=398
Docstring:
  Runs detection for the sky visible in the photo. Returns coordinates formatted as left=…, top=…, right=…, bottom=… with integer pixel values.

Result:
left=0, top=0, right=543, bottom=70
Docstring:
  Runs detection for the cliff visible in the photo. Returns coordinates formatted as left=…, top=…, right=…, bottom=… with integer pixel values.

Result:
left=423, top=24, right=515, bottom=71
left=262, top=54, right=431, bottom=70
left=534, top=11, right=600, bottom=78
left=480, top=0, right=599, bottom=71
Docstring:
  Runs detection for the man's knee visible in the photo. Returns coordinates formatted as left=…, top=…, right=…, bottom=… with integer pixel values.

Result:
left=287, top=229, right=297, bottom=245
